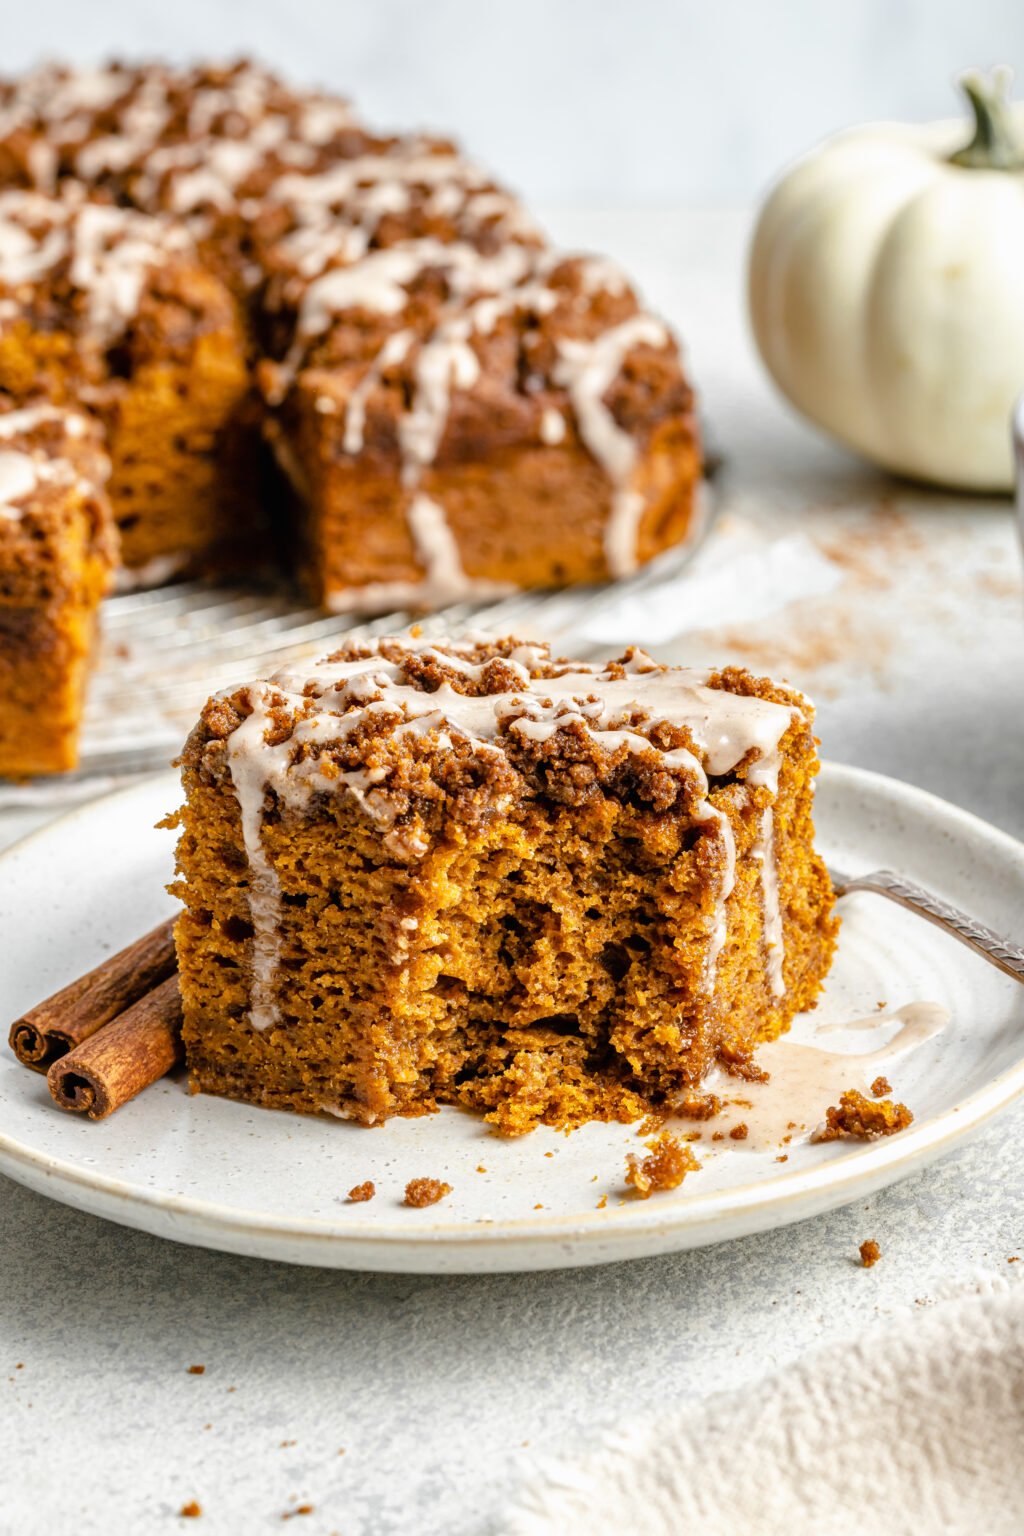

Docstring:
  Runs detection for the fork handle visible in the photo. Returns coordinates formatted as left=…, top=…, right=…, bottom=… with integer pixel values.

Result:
left=834, top=869, right=1024, bottom=984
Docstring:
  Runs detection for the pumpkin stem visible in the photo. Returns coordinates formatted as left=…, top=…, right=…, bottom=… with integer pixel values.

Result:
left=950, top=67, right=1024, bottom=170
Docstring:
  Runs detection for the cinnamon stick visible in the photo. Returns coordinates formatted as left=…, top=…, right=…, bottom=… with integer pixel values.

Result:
left=47, top=975, right=184, bottom=1119
left=8, top=918, right=176, bottom=1072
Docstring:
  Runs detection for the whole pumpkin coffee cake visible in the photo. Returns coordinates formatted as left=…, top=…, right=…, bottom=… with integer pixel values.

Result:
left=169, top=636, right=838, bottom=1133
left=0, top=60, right=702, bottom=776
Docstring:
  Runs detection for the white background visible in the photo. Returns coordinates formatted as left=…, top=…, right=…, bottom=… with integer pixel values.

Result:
left=7, top=0, right=1024, bottom=203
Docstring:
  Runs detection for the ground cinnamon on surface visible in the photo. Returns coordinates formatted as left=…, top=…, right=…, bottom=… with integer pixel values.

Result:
left=347, top=1181, right=375, bottom=1203
left=404, top=1178, right=451, bottom=1208
left=860, top=1239, right=881, bottom=1268
left=813, top=1090, right=913, bottom=1142
left=625, top=1132, right=700, bottom=1199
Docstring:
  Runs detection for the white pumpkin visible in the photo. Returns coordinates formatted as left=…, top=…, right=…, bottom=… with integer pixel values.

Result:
left=749, top=70, right=1024, bottom=492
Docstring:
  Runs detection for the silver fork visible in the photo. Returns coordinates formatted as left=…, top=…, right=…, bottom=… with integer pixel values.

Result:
left=828, top=866, right=1024, bottom=985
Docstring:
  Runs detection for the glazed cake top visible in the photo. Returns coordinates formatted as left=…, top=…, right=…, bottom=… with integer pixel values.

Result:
left=0, top=402, right=115, bottom=602
left=191, top=635, right=807, bottom=846
left=0, top=403, right=108, bottom=510
left=0, top=60, right=699, bottom=596
left=0, top=60, right=531, bottom=252
left=0, top=61, right=360, bottom=208
left=0, top=186, right=194, bottom=344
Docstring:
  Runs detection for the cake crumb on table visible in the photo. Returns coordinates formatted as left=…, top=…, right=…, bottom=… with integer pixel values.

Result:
left=347, top=1181, right=375, bottom=1203
left=179, top=1502, right=202, bottom=1519
left=625, top=1132, right=700, bottom=1199
left=728, top=1123, right=749, bottom=1141
left=859, top=1239, right=881, bottom=1268
left=870, top=1075, right=892, bottom=1098
left=404, top=1178, right=452, bottom=1208
left=813, top=1089, right=913, bottom=1142
left=187, top=1365, right=205, bottom=1376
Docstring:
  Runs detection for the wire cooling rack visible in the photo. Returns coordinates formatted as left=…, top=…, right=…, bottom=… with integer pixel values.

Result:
left=1, top=523, right=711, bottom=807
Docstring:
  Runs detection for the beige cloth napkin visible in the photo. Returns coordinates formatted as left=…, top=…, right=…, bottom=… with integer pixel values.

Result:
left=503, top=1277, right=1024, bottom=1535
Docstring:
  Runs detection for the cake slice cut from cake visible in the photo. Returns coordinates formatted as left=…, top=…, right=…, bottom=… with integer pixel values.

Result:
left=0, top=405, right=116, bottom=776
left=0, top=188, right=257, bottom=583
left=170, top=636, right=838, bottom=1134
left=260, top=240, right=701, bottom=611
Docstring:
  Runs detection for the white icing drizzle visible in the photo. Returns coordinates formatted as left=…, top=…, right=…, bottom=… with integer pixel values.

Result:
left=0, top=191, right=189, bottom=345
left=0, top=193, right=70, bottom=285
left=399, top=327, right=481, bottom=471
left=290, top=240, right=537, bottom=608
left=0, top=63, right=686, bottom=607
left=753, top=807, right=785, bottom=996
left=299, top=98, right=357, bottom=145
left=263, top=145, right=537, bottom=264
left=400, top=492, right=513, bottom=608
left=296, top=238, right=533, bottom=338
left=219, top=639, right=799, bottom=1028
left=700, top=1002, right=949, bottom=1153
left=69, top=202, right=188, bottom=342
left=224, top=693, right=288, bottom=1031
left=0, top=450, right=41, bottom=519
left=0, top=403, right=88, bottom=438
left=343, top=329, right=412, bottom=454
left=540, top=407, right=566, bottom=445
left=0, top=405, right=98, bottom=522
left=113, top=550, right=190, bottom=591
left=554, top=314, right=669, bottom=578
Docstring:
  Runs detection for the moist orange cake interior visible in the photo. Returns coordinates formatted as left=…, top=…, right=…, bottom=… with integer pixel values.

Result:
left=170, top=636, right=838, bottom=1134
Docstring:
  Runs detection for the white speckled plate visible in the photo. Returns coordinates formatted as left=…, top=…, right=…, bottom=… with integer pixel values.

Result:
left=1, top=763, right=1022, bottom=1272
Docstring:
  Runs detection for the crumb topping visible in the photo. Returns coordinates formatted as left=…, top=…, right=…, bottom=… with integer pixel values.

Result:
left=0, top=402, right=115, bottom=601
left=859, top=1238, right=881, bottom=1268
left=0, top=187, right=193, bottom=344
left=202, top=634, right=804, bottom=825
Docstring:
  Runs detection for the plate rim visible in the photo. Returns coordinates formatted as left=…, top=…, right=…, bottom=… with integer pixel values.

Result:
left=1, top=760, right=1023, bottom=1264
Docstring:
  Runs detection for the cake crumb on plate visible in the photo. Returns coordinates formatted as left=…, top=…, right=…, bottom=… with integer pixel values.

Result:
left=404, top=1178, right=452, bottom=1208
left=813, top=1090, right=913, bottom=1142
left=625, top=1132, right=700, bottom=1199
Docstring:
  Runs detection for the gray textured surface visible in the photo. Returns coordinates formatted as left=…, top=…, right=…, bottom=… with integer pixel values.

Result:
left=2, top=209, right=1023, bottom=1534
